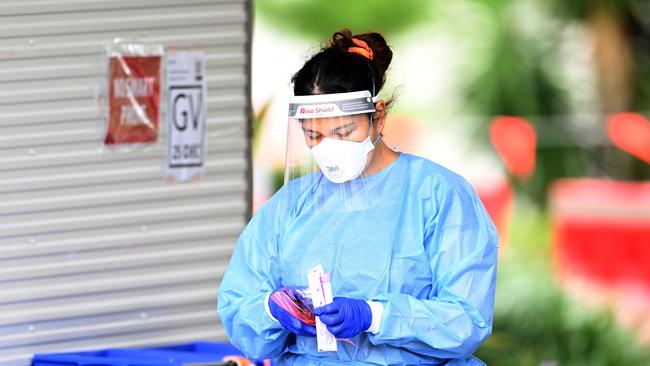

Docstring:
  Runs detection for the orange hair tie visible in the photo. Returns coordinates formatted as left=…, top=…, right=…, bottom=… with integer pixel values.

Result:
left=348, top=38, right=374, bottom=60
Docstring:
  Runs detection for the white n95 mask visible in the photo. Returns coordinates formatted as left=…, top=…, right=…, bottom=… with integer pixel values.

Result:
left=310, top=136, right=375, bottom=183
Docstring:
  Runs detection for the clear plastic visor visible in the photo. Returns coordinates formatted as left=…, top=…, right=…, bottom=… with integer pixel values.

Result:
left=285, top=91, right=377, bottom=183
left=282, top=91, right=383, bottom=213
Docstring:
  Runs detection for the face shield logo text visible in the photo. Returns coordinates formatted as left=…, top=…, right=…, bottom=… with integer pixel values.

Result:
left=299, top=105, right=335, bottom=115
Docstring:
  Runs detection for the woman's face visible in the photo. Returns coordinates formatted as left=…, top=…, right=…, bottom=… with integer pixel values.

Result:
left=300, top=114, right=373, bottom=149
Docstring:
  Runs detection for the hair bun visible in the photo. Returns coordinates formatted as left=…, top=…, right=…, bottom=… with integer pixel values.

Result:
left=352, top=32, right=392, bottom=76
left=328, top=29, right=393, bottom=86
left=330, top=29, right=354, bottom=49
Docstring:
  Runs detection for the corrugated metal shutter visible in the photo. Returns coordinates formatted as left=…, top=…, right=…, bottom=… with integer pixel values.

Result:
left=0, top=1, right=252, bottom=365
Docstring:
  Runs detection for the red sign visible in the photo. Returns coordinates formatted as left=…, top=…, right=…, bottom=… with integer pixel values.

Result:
left=607, top=113, right=650, bottom=164
left=490, top=116, right=537, bottom=181
left=105, top=55, right=161, bottom=144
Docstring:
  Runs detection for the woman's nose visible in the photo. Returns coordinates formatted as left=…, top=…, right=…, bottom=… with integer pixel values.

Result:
left=307, top=137, right=324, bottom=149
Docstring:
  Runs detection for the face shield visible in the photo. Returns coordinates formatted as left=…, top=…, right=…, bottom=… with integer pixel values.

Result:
left=283, top=90, right=384, bottom=213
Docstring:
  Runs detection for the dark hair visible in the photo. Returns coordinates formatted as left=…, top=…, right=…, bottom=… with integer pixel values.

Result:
left=291, top=29, right=393, bottom=97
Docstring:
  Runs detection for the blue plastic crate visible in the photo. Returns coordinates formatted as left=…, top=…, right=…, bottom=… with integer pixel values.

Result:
left=32, top=342, right=257, bottom=366
left=126, top=342, right=271, bottom=366
left=150, top=342, right=242, bottom=358
left=32, top=351, right=183, bottom=366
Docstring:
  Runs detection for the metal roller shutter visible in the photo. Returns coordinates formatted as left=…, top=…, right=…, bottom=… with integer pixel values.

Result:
left=0, top=1, right=252, bottom=365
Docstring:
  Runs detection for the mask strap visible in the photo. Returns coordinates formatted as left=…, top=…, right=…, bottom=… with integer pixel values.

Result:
left=368, top=115, right=382, bottom=145
left=372, top=131, right=383, bottom=145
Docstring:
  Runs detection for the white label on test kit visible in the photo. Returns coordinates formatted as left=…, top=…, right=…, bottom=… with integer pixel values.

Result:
left=307, top=264, right=337, bottom=352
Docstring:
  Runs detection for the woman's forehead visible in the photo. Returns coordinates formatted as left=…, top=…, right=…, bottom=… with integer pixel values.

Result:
left=301, top=115, right=367, bottom=130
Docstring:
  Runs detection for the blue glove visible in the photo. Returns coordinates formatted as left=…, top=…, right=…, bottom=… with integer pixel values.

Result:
left=268, top=287, right=316, bottom=337
left=313, top=296, right=372, bottom=338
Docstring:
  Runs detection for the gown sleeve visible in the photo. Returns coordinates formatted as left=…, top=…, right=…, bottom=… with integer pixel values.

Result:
left=217, top=189, right=290, bottom=359
left=369, top=174, right=499, bottom=360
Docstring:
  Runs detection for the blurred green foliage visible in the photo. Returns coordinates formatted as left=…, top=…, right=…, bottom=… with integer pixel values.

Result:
left=476, top=203, right=650, bottom=365
left=454, top=0, right=588, bottom=206
left=479, top=263, right=650, bottom=366
left=550, top=0, right=636, bottom=23
left=454, top=0, right=649, bottom=205
left=548, top=0, right=650, bottom=183
left=456, top=0, right=569, bottom=116
left=255, top=0, right=433, bottom=40
left=549, top=0, right=650, bottom=112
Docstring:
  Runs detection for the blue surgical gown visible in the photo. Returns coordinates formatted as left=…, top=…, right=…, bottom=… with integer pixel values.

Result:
left=217, top=153, right=498, bottom=365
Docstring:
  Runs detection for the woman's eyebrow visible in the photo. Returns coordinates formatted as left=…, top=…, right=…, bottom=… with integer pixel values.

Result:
left=301, top=127, right=319, bottom=134
left=331, top=122, right=356, bottom=134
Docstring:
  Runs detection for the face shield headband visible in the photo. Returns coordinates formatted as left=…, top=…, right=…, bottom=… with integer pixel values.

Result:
left=288, top=90, right=377, bottom=120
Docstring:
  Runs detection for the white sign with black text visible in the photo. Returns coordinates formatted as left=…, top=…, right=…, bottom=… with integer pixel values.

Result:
left=165, top=50, right=207, bottom=182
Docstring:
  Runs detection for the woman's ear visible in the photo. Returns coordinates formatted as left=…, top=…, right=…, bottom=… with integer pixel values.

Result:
left=373, top=99, right=386, bottom=131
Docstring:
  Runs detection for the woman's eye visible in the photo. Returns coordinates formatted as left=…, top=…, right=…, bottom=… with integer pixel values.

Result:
left=335, top=132, right=352, bottom=138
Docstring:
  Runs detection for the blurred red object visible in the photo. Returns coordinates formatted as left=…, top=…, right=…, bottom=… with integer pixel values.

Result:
left=472, top=176, right=513, bottom=252
left=489, top=116, right=537, bottom=181
left=550, top=179, right=650, bottom=289
left=607, top=113, right=650, bottom=164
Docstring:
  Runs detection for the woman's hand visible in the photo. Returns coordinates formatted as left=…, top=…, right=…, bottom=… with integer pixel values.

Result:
left=314, top=297, right=372, bottom=338
left=268, top=287, right=317, bottom=336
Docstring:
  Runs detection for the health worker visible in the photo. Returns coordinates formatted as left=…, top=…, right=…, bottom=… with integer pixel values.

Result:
left=218, top=29, right=498, bottom=366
